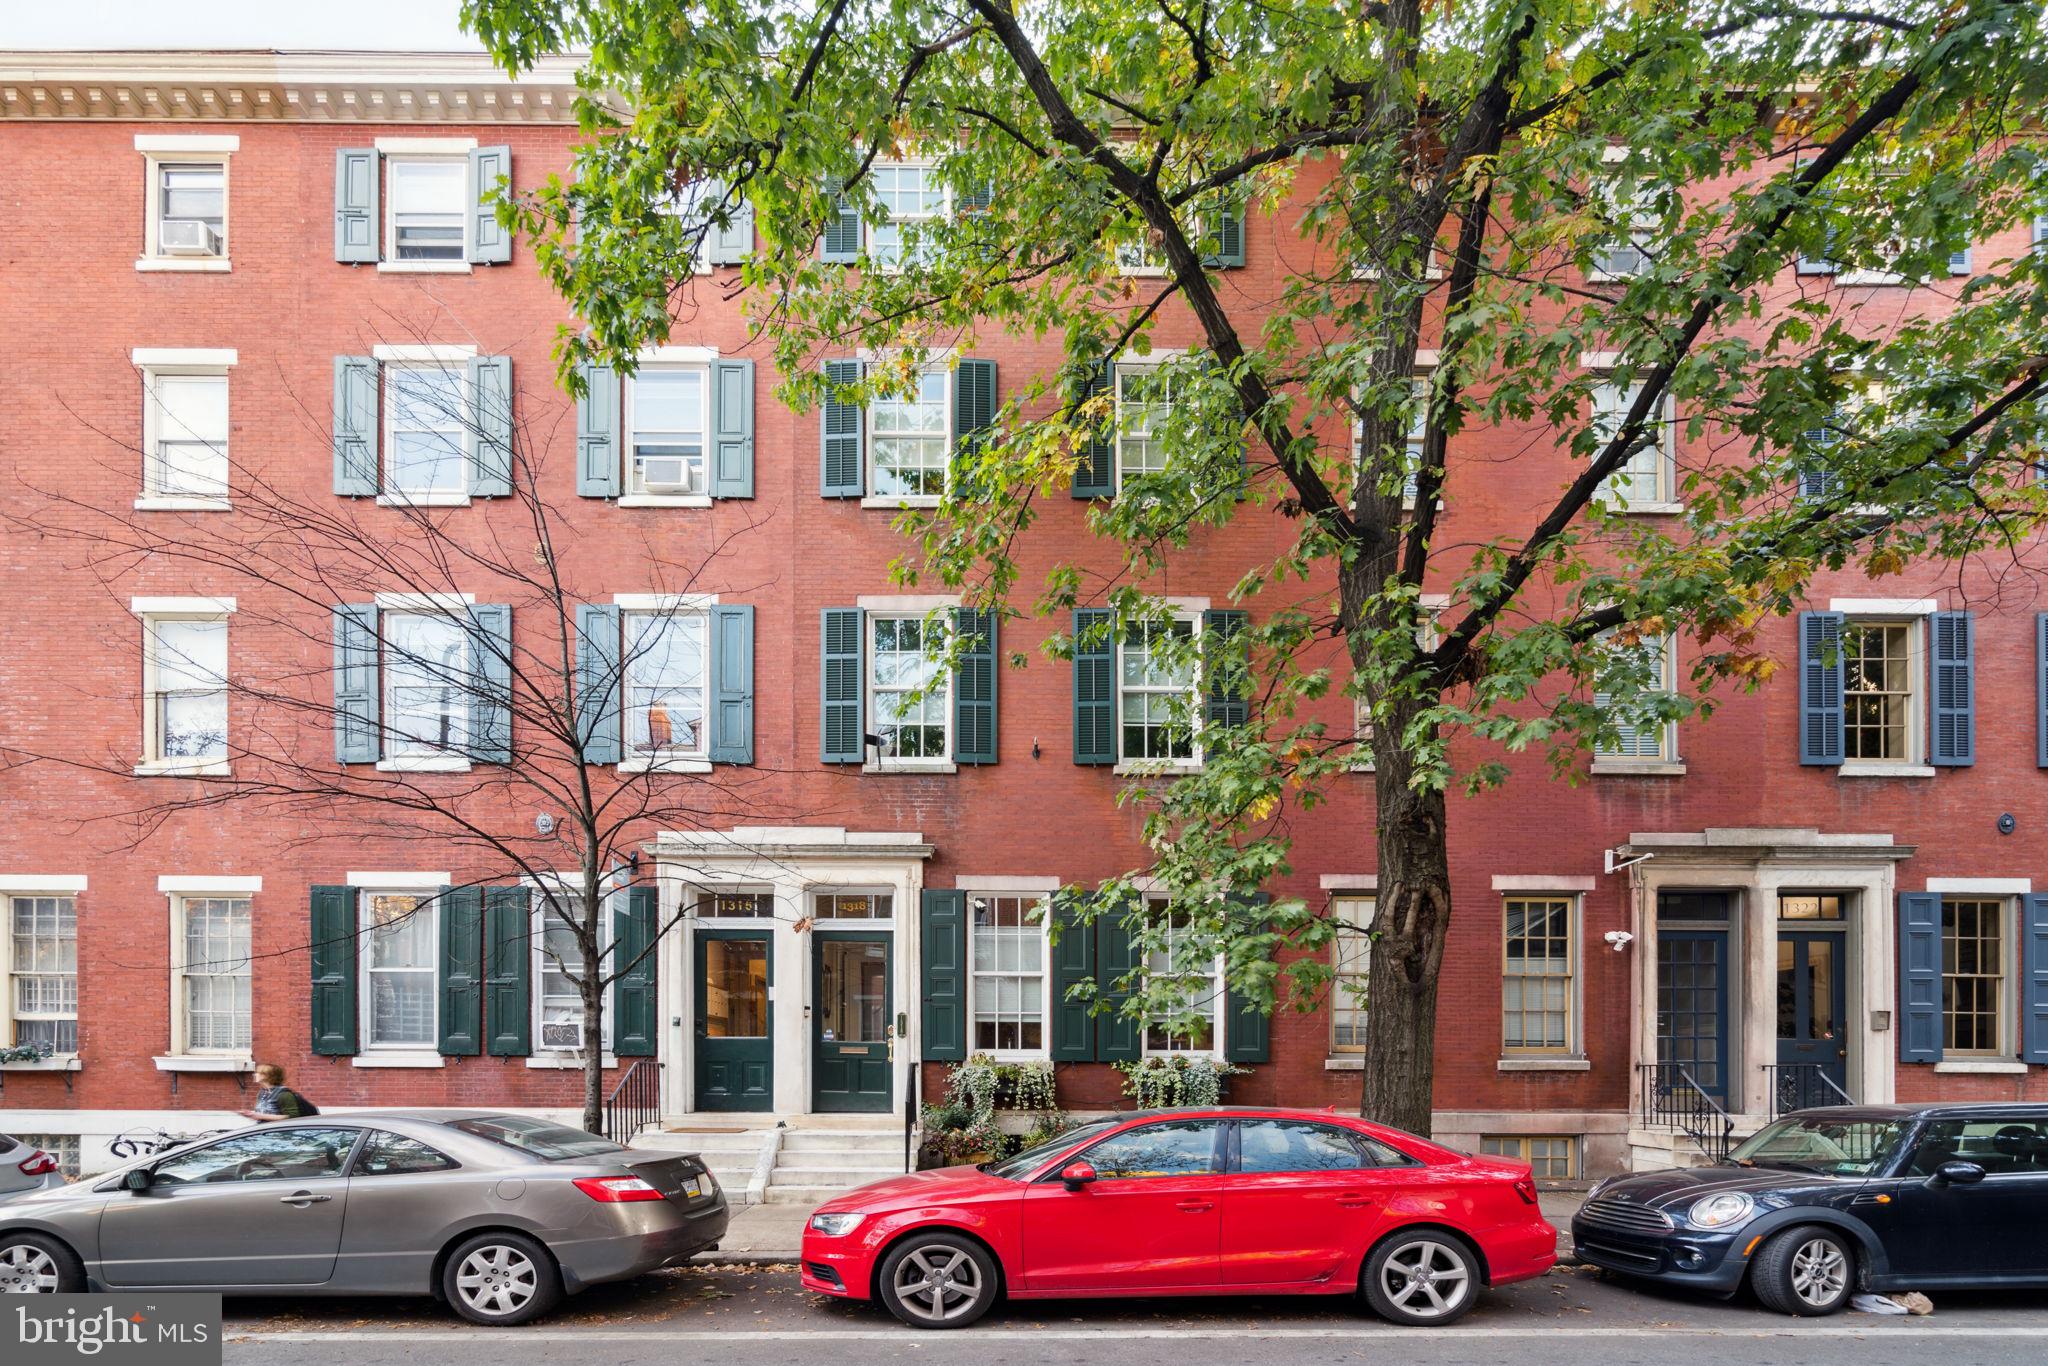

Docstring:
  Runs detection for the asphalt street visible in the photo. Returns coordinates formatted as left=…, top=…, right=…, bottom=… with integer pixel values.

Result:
left=220, top=1261, right=2048, bottom=1366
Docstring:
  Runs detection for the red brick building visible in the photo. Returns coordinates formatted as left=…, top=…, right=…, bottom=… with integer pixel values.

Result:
left=0, top=49, right=2042, bottom=1183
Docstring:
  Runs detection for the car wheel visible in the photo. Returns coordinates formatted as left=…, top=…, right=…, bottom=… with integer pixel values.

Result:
left=876, top=1233, right=999, bottom=1330
left=1361, top=1232, right=1480, bottom=1326
left=0, top=1233, right=83, bottom=1294
left=1750, top=1225, right=1854, bottom=1316
left=441, top=1231, right=563, bottom=1327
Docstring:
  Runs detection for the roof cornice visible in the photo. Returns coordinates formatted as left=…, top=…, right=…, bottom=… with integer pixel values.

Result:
left=0, top=49, right=594, bottom=124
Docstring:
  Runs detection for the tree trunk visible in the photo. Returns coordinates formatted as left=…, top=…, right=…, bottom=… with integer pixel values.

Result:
left=1360, top=751, right=1452, bottom=1136
left=579, top=871, right=606, bottom=1136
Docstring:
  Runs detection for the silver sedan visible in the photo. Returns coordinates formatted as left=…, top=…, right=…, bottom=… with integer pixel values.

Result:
left=0, top=1111, right=727, bottom=1325
left=0, top=1134, right=67, bottom=1203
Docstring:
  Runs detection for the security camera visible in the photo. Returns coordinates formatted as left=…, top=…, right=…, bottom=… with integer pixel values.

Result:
left=1603, top=930, right=1634, bottom=952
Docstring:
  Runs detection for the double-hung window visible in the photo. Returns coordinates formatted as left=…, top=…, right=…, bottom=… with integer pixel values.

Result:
left=535, top=894, right=609, bottom=1054
left=8, top=896, right=77, bottom=1055
left=868, top=613, right=950, bottom=763
left=1119, top=617, right=1198, bottom=765
left=1347, top=376, right=1427, bottom=506
left=383, top=612, right=472, bottom=761
left=1115, top=366, right=1174, bottom=489
left=1502, top=896, right=1576, bottom=1055
left=140, top=611, right=229, bottom=769
left=870, top=368, right=950, bottom=499
left=384, top=363, right=468, bottom=501
left=970, top=894, right=1047, bottom=1054
left=361, top=891, right=438, bottom=1050
left=386, top=158, right=467, bottom=262
left=1330, top=894, right=1375, bottom=1052
left=1941, top=897, right=2010, bottom=1056
left=1588, top=173, right=1657, bottom=281
left=1593, top=631, right=1675, bottom=763
left=627, top=367, right=709, bottom=496
left=1842, top=620, right=1918, bottom=764
left=623, top=609, right=708, bottom=763
left=1142, top=902, right=1221, bottom=1055
left=178, top=895, right=252, bottom=1055
left=137, top=135, right=234, bottom=269
left=135, top=350, right=236, bottom=507
left=869, top=163, right=945, bottom=269
left=1590, top=380, right=1674, bottom=508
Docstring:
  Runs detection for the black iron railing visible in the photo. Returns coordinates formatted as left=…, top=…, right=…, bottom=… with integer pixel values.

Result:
left=1763, top=1062, right=1852, bottom=1120
left=602, top=1059, right=663, bottom=1141
left=1637, top=1062, right=1736, bottom=1164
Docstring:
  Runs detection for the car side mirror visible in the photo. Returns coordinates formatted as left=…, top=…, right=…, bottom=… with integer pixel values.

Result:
left=122, top=1168, right=153, bottom=1192
left=1934, top=1160, right=1986, bottom=1187
left=1059, top=1162, right=1097, bottom=1191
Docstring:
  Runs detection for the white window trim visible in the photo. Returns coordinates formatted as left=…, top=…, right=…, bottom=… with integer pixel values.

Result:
left=808, top=887, right=901, bottom=928
left=965, top=890, right=1053, bottom=1060
left=380, top=359, right=472, bottom=506
left=353, top=881, right=445, bottom=1058
left=374, top=592, right=476, bottom=611
left=133, top=355, right=234, bottom=510
left=863, top=608, right=956, bottom=773
left=1592, top=632, right=1680, bottom=769
left=163, top=884, right=255, bottom=1061
left=0, top=882, right=82, bottom=1064
left=1113, top=608, right=1205, bottom=774
left=865, top=159, right=949, bottom=273
left=374, top=602, right=475, bottom=771
left=1140, top=948, right=1227, bottom=1060
left=863, top=363, right=951, bottom=507
left=1110, top=357, right=1183, bottom=495
left=379, top=146, right=475, bottom=273
left=1498, top=891, right=1585, bottom=1063
left=1329, top=892, right=1376, bottom=1057
left=618, top=604, right=713, bottom=771
left=137, top=142, right=231, bottom=271
left=625, top=361, right=714, bottom=500
left=1927, top=878, right=2033, bottom=894
left=1837, top=615, right=1927, bottom=770
left=132, top=603, right=232, bottom=775
left=1587, top=370, right=1678, bottom=512
left=1937, top=893, right=2020, bottom=1061
left=1585, top=150, right=1659, bottom=285
left=529, top=877, right=617, bottom=1063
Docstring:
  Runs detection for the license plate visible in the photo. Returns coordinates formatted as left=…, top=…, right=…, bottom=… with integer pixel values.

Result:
left=681, top=1179, right=703, bottom=1200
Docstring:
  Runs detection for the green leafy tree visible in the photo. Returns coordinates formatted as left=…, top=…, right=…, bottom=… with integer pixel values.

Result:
left=467, top=0, right=2048, bottom=1133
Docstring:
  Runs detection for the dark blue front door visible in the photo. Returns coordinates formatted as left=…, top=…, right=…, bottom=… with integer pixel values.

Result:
left=1777, top=931, right=1848, bottom=1098
left=1657, top=930, right=1729, bottom=1101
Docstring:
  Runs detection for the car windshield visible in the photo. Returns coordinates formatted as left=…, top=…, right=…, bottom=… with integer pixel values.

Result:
left=981, top=1120, right=1120, bottom=1182
left=1728, top=1116, right=1913, bottom=1177
left=446, top=1116, right=625, bottom=1162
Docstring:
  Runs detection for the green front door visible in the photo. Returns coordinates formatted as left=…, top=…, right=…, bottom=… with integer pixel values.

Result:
left=694, top=930, right=772, bottom=1111
left=812, top=932, right=893, bottom=1113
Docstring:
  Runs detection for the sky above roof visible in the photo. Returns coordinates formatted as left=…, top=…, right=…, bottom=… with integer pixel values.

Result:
left=8, top=0, right=481, bottom=50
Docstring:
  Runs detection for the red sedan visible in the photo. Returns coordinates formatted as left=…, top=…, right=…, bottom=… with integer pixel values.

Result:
left=800, top=1106, right=1556, bottom=1329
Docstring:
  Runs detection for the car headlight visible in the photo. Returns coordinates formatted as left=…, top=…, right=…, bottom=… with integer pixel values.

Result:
left=808, top=1212, right=866, bottom=1238
left=1687, top=1192, right=1756, bottom=1229
left=1586, top=1176, right=1615, bottom=1202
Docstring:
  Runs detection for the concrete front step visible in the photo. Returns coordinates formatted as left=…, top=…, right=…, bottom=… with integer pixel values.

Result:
left=764, top=1184, right=882, bottom=1206
left=769, top=1166, right=899, bottom=1187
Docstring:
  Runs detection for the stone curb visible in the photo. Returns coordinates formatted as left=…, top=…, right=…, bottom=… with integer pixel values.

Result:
left=697, top=1252, right=801, bottom=1266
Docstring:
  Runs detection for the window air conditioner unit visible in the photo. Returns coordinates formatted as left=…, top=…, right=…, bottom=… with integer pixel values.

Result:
left=160, top=219, right=223, bottom=256
left=639, top=456, right=700, bottom=495
left=540, top=1019, right=585, bottom=1051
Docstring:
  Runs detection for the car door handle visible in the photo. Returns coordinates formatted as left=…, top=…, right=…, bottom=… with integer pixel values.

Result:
left=279, top=1192, right=332, bottom=1207
left=1175, top=1199, right=1214, bottom=1213
left=1336, top=1193, right=1375, bottom=1208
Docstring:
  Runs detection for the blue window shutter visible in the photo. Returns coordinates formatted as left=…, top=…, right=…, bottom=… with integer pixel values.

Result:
left=1224, top=892, right=1271, bottom=1063
left=612, top=885, right=658, bottom=1057
left=1072, top=608, right=1116, bottom=765
left=2023, top=893, right=2048, bottom=1065
left=709, top=358, right=755, bottom=499
left=706, top=189, right=754, bottom=265
left=467, top=355, right=514, bottom=496
left=466, top=145, right=512, bottom=265
left=576, top=362, right=621, bottom=498
left=333, top=604, right=380, bottom=763
left=952, top=607, right=998, bottom=765
left=333, top=356, right=379, bottom=496
left=484, top=886, right=532, bottom=1057
left=310, top=885, right=359, bottom=1055
left=1050, top=893, right=1096, bottom=1061
left=708, top=604, right=755, bottom=765
left=820, top=607, right=865, bottom=763
left=820, top=188, right=862, bottom=262
left=1071, top=357, right=1116, bottom=499
left=1203, top=609, right=1249, bottom=729
left=467, top=603, right=512, bottom=763
left=334, top=148, right=378, bottom=263
left=1897, top=892, right=1943, bottom=1064
left=920, top=888, right=967, bottom=1062
left=821, top=359, right=865, bottom=497
left=1095, top=906, right=1141, bottom=1063
left=574, top=603, right=622, bottom=765
left=1798, top=611, right=1844, bottom=766
left=439, top=885, right=485, bottom=1056
left=2037, top=614, right=2047, bottom=768
left=1929, top=610, right=1974, bottom=766
left=951, top=357, right=997, bottom=497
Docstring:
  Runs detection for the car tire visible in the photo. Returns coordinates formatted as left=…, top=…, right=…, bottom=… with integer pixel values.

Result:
left=875, top=1232, right=999, bottom=1330
left=1750, top=1225, right=1854, bottom=1317
left=441, top=1231, right=563, bottom=1327
left=1361, top=1231, right=1481, bottom=1326
left=0, top=1232, right=84, bottom=1294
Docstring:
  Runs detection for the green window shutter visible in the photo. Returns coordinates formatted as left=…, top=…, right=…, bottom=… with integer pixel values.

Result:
left=709, top=358, right=755, bottom=498
left=467, top=355, right=514, bottom=497
left=1071, top=357, right=1116, bottom=499
left=708, top=604, right=755, bottom=764
left=920, top=888, right=968, bottom=1062
left=1049, top=894, right=1097, bottom=1062
left=950, top=357, right=997, bottom=498
left=1095, top=905, right=1141, bottom=1063
left=439, top=885, right=485, bottom=1056
left=466, top=604, right=512, bottom=763
left=334, top=148, right=379, bottom=263
left=1203, top=200, right=1246, bottom=268
left=820, top=188, right=863, bottom=262
left=333, top=356, right=379, bottom=496
left=466, top=145, right=512, bottom=265
left=706, top=190, right=754, bottom=264
left=1224, top=892, right=1271, bottom=1064
left=576, top=361, right=621, bottom=498
left=821, top=607, right=866, bottom=763
left=1072, top=608, right=1115, bottom=765
left=309, top=884, right=359, bottom=1056
left=1798, top=611, right=1844, bottom=766
left=333, top=604, right=381, bottom=763
left=574, top=603, right=622, bottom=765
left=1203, top=609, right=1249, bottom=730
left=1897, top=892, right=1942, bottom=1064
left=612, top=885, right=658, bottom=1056
left=1929, top=610, right=1974, bottom=766
left=821, top=359, right=865, bottom=497
left=485, top=886, right=533, bottom=1057
left=953, top=607, right=999, bottom=765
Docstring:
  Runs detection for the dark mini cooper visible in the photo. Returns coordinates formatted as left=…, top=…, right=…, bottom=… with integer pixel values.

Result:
left=1573, top=1103, right=2048, bottom=1315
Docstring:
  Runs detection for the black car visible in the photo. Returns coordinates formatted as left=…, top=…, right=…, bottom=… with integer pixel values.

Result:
left=1572, top=1103, right=2048, bottom=1315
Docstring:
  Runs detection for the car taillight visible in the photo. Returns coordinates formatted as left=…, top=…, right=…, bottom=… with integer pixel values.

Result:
left=572, top=1175, right=666, bottom=1203
left=17, top=1151, right=58, bottom=1178
left=1512, top=1176, right=1539, bottom=1206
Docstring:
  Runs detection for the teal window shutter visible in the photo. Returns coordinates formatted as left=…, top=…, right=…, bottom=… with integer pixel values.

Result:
left=466, top=604, right=512, bottom=763
left=1049, top=893, right=1097, bottom=1062
left=1897, top=892, right=1943, bottom=1063
left=1072, top=608, right=1115, bottom=765
left=2038, top=614, right=2048, bottom=768
left=706, top=189, right=754, bottom=265
left=1798, top=611, right=1844, bottom=766
left=952, top=607, right=998, bottom=765
left=310, top=885, right=359, bottom=1055
left=612, top=885, right=658, bottom=1056
left=334, top=148, right=379, bottom=262
left=950, top=357, right=997, bottom=497
left=1203, top=609, right=1249, bottom=730
left=709, top=358, right=755, bottom=499
left=2024, top=893, right=2048, bottom=1065
left=576, top=361, right=621, bottom=498
left=1071, top=357, right=1116, bottom=498
left=466, top=145, right=512, bottom=265
left=821, top=607, right=865, bottom=763
left=484, top=886, right=533, bottom=1057
left=920, top=889, right=967, bottom=1062
left=574, top=603, right=622, bottom=765
left=1224, top=892, right=1271, bottom=1063
left=821, top=359, right=865, bottom=496
left=708, top=604, right=755, bottom=764
left=467, top=356, right=514, bottom=497
left=333, top=604, right=381, bottom=763
left=333, top=356, right=379, bottom=496
left=820, top=187, right=862, bottom=262
left=1929, top=610, right=1974, bottom=766
left=439, top=885, right=484, bottom=1056
left=1095, top=906, right=1141, bottom=1063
